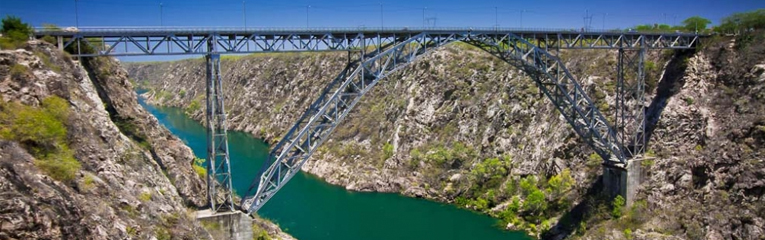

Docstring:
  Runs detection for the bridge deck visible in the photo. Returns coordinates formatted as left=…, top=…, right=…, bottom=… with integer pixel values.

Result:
left=36, top=27, right=705, bottom=57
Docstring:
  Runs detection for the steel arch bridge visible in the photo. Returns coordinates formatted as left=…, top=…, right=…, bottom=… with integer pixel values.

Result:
left=35, top=27, right=702, bottom=214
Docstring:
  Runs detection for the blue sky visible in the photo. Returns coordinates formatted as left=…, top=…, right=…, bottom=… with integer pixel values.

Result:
left=1, top=0, right=763, bottom=29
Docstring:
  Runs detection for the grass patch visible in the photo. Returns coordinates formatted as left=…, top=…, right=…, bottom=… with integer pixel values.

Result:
left=154, top=226, right=171, bottom=240
left=139, top=191, right=152, bottom=202
left=381, top=142, right=394, bottom=161
left=184, top=95, right=204, bottom=114
left=81, top=174, right=95, bottom=191
left=0, top=96, right=80, bottom=182
left=34, top=51, right=61, bottom=72
left=113, top=117, right=151, bottom=149
left=587, top=153, right=603, bottom=167
left=35, top=146, right=80, bottom=182
left=193, top=157, right=207, bottom=179
left=253, top=223, right=273, bottom=240
left=10, top=64, right=28, bottom=79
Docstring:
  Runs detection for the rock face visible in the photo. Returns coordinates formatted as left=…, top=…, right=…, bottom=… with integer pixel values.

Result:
left=0, top=41, right=293, bottom=239
left=126, top=37, right=765, bottom=239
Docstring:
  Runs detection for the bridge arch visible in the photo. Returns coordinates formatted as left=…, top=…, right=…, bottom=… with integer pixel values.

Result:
left=241, top=32, right=627, bottom=213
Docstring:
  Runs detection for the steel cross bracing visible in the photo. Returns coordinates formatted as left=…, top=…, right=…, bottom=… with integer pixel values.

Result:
left=205, top=43, right=235, bottom=212
left=35, top=28, right=701, bottom=57
left=615, top=40, right=647, bottom=160
left=463, top=33, right=625, bottom=164
left=241, top=32, right=463, bottom=213
left=240, top=30, right=659, bottom=213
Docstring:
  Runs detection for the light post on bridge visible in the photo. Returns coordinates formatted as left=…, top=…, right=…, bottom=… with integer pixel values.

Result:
left=422, top=7, right=427, bottom=28
left=243, top=1, right=247, bottom=30
left=380, top=3, right=384, bottom=30
left=306, top=5, right=311, bottom=28
left=495, top=7, right=498, bottom=30
left=159, top=3, right=164, bottom=27
left=74, top=0, right=79, bottom=28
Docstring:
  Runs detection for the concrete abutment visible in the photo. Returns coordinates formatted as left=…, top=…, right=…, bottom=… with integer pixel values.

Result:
left=603, top=158, right=645, bottom=207
left=196, top=210, right=253, bottom=240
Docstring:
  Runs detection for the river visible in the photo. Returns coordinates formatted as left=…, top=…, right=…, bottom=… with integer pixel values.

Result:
left=139, top=97, right=530, bottom=240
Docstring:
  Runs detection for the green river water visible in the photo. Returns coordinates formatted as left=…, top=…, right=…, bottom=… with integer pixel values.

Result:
left=139, top=97, right=530, bottom=240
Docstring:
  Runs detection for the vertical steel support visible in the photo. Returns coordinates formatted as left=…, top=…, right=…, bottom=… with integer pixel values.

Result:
left=205, top=37, right=235, bottom=212
left=57, top=36, right=64, bottom=51
left=615, top=38, right=647, bottom=163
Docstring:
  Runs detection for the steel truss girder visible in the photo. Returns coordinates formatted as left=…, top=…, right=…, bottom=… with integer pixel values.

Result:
left=40, top=29, right=700, bottom=57
left=206, top=44, right=235, bottom=212
left=241, top=32, right=461, bottom=213
left=615, top=43, right=647, bottom=159
left=464, top=33, right=625, bottom=165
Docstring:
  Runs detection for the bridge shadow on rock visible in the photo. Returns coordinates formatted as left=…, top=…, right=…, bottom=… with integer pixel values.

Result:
left=643, top=49, right=696, bottom=145
left=541, top=49, right=696, bottom=239
left=540, top=174, right=609, bottom=239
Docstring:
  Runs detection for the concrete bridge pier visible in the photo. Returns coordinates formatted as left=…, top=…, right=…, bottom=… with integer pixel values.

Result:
left=196, top=210, right=253, bottom=240
left=603, top=158, right=644, bottom=207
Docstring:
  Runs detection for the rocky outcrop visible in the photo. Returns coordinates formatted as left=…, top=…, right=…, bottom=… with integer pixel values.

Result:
left=0, top=40, right=293, bottom=239
left=126, top=37, right=765, bottom=239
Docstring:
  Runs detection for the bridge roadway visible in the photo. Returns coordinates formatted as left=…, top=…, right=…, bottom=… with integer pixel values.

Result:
left=35, top=27, right=701, bottom=57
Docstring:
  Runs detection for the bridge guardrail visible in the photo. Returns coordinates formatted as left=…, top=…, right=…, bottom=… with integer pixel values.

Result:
left=33, top=26, right=702, bottom=36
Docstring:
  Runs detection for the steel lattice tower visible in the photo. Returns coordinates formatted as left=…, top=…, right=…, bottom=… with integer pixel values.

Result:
left=205, top=37, right=235, bottom=212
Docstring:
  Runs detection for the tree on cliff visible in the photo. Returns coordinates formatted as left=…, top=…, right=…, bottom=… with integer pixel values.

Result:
left=681, top=16, right=711, bottom=33
left=0, top=16, right=32, bottom=49
left=716, top=9, right=765, bottom=33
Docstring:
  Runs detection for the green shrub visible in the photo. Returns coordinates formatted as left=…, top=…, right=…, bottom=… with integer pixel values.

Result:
left=193, top=157, right=207, bottom=179
left=577, top=221, right=587, bottom=236
left=381, top=142, right=394, bottom=161
left=155, top=227, right=171, bottom=240
left=624, top=228, right=633, bottom=239
left=519, top=176, right=538, bottom=196
left=113, top=117, right=151, bottom=149
left=546, top=169, right=574, bottom=199
left=471, top=156, right=510, bottom=184
left=641, top=159, right=655, bottom=167
left=184, top=95, right=203, bottom=114
left=0, top=96, right=80, bottom=182
left=41, top=35, right=56, bottom=45
left=500, top=196, right=521, bottom=223
left=35, top=146, right=80, bottom=182
left=612, top=195, right=625, bottom=218
left=253, top=224, right=273, bottom=240
left=9, top=64, right=28, bottom=79
left=126, top=226, right=137, bottom=236
left=470, top=197, right=489, bottom=211
left=0, top=16, right=32, bottom=50
left=82, top=174, right=95, bottom=191
left=684, top=97, right=695, bottom=105
left=587, top=153, right=603, bottom=167
left=422, top=142, right=476, bottom=169
left=523, top=188, right=547, bottom=216
left=35, top=51, right=62, bottom=72
left=139, top=191, right=152, bottom=202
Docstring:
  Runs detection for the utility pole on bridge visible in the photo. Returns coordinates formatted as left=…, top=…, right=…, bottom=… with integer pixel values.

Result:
left=159, top=3, right=163, bottom=27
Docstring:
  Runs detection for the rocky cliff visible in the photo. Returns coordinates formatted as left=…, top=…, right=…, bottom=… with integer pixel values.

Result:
left=125, top=35, right=765, bottom=239
left=0, top=40, right=293, bottom=239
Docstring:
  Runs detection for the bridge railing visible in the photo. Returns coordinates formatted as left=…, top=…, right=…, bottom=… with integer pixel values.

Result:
left=33, top=26, right=702, bottom=36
